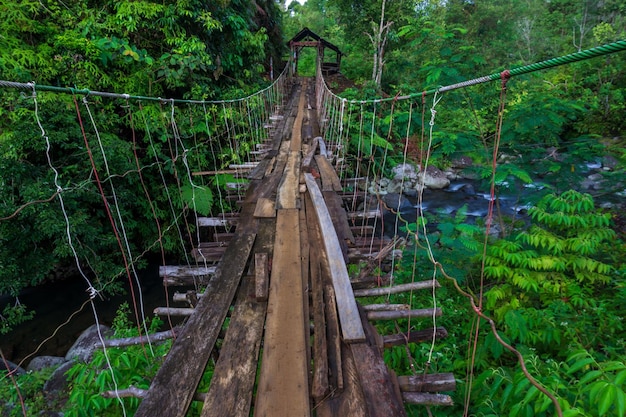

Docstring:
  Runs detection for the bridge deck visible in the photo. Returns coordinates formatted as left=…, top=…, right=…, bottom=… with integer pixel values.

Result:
left=136, top=78, right=454, bottom=417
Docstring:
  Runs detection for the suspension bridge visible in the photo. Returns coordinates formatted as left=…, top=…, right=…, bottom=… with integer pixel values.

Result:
left=1, top=37, right=625, bottom=416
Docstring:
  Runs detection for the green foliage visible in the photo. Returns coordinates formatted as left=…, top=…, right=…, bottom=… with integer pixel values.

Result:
left=0, top=366, right=57, bottom=416
left=0, top=301, right=35, bottom=335
left=64, top=304, right=174, bottom=416
left=484, top=191, right=616, bottom=329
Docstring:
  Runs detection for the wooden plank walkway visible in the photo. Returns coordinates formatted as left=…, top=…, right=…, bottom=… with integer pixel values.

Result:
left=136, top=77, right=455, bottom=416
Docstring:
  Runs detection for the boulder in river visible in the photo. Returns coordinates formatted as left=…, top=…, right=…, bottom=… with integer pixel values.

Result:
left=27, top=356, right=67, bottom=372
left=43, top=360, right=75, bottom=395
left=65, top=324, right=112, bottom=362
left=418, top=166, right=450, bottom=190
left=0, top=358, right=26, bottom=375
left=382, top=193, right=413, bottom=212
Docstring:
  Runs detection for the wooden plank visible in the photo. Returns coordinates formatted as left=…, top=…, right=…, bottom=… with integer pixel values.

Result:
left=323, top=190, right=355, bottom=246
left=311, top=253, right=329, bottom=400
left=197, top=216, right=239, bottom=227
left=276, top=151, right=301, bottom=209
left=247, top=158, right=271, bottom=180
left=306, top=193, right=329, bottom=401
left=253, top=197, right=276, bottom=218
left=134, top=232, right=256, bottom=417
left=200, top=276, right=267, bottom=417
left=191, top=246, right=226, bottom=263
left=249, top=141, right=289, bottom=202
left=382, top=327, right=449, bottom=348
left=299, top=201, right=311, bottom=381
left=159, top=265, right=216, bottom=278
left=315, top=155, right=342, bottom=192
left=302, top=136, right=319, bottom=168
left=213, top=232, right=234, bottom=242
left=350, top=225, right=375, bottom=237
left=366, top=308, right=442, bottom=321
left=192, top=169, right=247, bottom=176
left=354, top=280, right=440, bottom=297
left=362, top=304, right=411, bottom=312
left=351, top=307, right=407, bottom=417
left=304, top=173, right=365, bottom=343
left=324, top=284, right=344, bottom=393
left=153, top=307, right=194, bottom=316
left=290, top=78, right=306, bottom=152
left=397, top=373, right=456, bottom=393
left=402, top=392, right=454, bottom=406
left=346, top=209, right=380, bottom=220
left=254, top=209, right=310, bottom=417
left=254, top=253, right=269, bottom=302
left=315, top=343, right=367, bottom=417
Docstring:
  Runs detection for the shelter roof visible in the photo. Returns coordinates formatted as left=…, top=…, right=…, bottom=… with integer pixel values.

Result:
left=288, top=27, right=343, bottom=56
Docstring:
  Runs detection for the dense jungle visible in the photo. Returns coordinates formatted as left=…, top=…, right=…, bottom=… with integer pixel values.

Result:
left=1, top=0, right=625, bottom=416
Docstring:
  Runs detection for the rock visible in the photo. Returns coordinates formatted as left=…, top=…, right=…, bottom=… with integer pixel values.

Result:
left=26, top=356, right=67, bottom=372
left=386, top=178, right=405, bottom=194
left=391, top=163, right=419, bottom=181
left=580, top=173, right=605, bottom=191
left=357, top=194, right=379, bottom=212
left=382, top=193, right=413, bottom=212
left=602, top=155, right=618, bottom=170
left=0, top=359, right=26, bottom=375
left=419, top=166, right=450, bottom=189
left=452, top=156, right=473, bottom=169
left=43, top=360, right=75, bottom=394
left=368, top=177, right=390, bottom=195
left=65, top=324, right=112, bottom=362
left=444, top=169, right=458, bottom=180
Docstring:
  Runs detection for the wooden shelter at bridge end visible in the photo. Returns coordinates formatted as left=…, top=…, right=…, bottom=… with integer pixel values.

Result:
left=288, top=27, right=343, bottom=75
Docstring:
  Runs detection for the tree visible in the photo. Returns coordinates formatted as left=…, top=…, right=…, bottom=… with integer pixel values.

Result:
left=366, top=0, right=393, bottom=88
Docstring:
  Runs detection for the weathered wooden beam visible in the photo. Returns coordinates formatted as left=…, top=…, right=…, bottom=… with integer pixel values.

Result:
left=354, top=281, right=440, bottom=298
left=362, top=304, right=410, bottom=312
left=351, top=307, right=407, bottom=417
left=304, top=172, right=365, bottom=343
left=276, top=152, right=301, bottom=210
left=253, top=197, right=276, bottom=218
left=159, top=265, right=217, bottom=278
left=96, top=327, right=181, bottom=348
left=311, top=255, right=329, bottom=401
left=346, top=209, right=380, bottom=220
left=197, top=216, right=239, bottom=227
left=324, top=284, right=344, bottom=393
left=301, top=136, right=319, bottom=168
left=191, top=246, right=226, bottom=263
left=161, top=265, right=216, bottom=287
left=366, top=308, right=442, bottom=321
left=401, top=392, right=454, bottom=406
left=201, top=276, right=267, bottom=417
left=134, top=232, right=256, bottom=417
left=382, top=327, right=449, bottom=348
left=192, top=169, right=246, bottom=176
left=153, top=307, right=194, bottom=317
left=350, top=225, right=375, bottom=237
left=255, top=209, right=310, bottom=417
left=172, top=291, right=203, bottom=304
left=315, top=342, right=367, bottom=416
left=247, top=158, right=272, bottom=180
left=315, top=155, right=343, bottom=192
left=397, top=373, right=456, bottom=393
left=254, top=253, right=269, bottom=301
